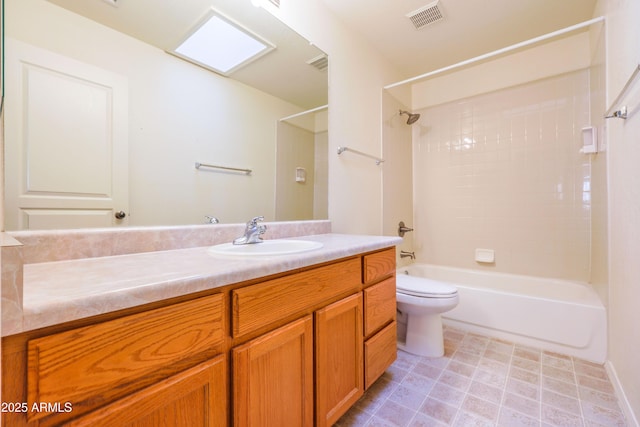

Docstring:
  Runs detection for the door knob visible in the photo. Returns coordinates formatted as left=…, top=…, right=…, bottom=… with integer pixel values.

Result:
left=114, top=210, right=127, bottom=219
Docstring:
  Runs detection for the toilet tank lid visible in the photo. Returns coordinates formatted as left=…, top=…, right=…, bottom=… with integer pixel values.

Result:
left=396, top=274, right=458, bottom=297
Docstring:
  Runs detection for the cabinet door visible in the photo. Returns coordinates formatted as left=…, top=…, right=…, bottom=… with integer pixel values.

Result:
left=233, top=315, right=314, bottom=427
left=64, top=355, right=227, bottom=427
left=315, top=293, right=364, bottom=427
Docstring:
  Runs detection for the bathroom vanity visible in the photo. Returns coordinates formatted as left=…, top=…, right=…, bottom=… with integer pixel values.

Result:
left=1, top=229, right=399, bottom=426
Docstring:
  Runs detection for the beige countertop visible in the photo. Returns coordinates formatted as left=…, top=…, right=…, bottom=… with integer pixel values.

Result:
left=21, top=233, right=401, bottom=332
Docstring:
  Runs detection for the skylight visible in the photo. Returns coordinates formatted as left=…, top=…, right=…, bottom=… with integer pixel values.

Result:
left=171, top=9, right=275, bottom=76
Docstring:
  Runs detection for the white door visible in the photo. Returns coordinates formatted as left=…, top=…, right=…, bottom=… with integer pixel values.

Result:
left=4, top=38, right=129, bottom=230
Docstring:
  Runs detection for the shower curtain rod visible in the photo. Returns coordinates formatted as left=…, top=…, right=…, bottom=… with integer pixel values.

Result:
left=279, top=104, right=328, bottom=122
left=384, top=16, right=605, bottom=90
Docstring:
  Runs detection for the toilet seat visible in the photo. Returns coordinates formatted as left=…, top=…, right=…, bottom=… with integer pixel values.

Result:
left=397, top=274, right=458, bottom=298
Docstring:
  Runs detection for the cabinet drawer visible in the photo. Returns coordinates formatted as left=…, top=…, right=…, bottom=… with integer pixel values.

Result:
left=363, top=277, right=396, bottom=337
left=232, top=258, right=361, bottom=338
left=363, top=248, right=395, bottom=284
left=27, top=294, right=225, bottom=422
left=364, top=321, right=397, bottom=389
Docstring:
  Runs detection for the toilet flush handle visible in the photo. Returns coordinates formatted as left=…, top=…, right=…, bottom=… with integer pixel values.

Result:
left=398, top=221, right=414, bottom=237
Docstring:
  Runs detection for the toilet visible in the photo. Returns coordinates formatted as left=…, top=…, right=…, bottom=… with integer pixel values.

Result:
left=396, top=273, right=459, bottom=357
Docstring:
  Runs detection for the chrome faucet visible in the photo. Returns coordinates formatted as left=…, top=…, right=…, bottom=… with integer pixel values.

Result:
left=233, top=216, right=267, bottom=245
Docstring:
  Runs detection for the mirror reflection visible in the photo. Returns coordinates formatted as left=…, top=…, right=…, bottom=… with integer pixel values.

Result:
left=276, top=107, right=328, bottom=221
left=3, top=0, right=328, bottom=230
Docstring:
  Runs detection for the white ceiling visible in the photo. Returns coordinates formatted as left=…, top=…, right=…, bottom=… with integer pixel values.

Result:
left=44, top=0, right=598, bottom=105
left=320, top=0, right=598, bottom=79
left=46, top=0, right=328, bottom=109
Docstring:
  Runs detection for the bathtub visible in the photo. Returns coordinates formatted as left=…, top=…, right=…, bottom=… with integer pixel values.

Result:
left=398, top=264, right=607, bottom=363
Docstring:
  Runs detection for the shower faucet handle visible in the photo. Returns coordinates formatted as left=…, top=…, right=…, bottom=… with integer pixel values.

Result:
left=398, top=221, right=414, bottom=237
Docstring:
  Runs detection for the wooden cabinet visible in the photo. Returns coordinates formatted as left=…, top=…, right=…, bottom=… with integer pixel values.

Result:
left=363, top=277, right=397, bottom=336
left=25, top=294, right=225, bottom=425
left=233, top=316, right=314, bottom=427
left=2, top=247, right=397, bottom=426
left=315, top=293, right=364, bottom=426
left=231, top=258, right=361, bottom=338
left=364, top=322, right=397, bottom=388
left=64, top=355, right=227, bottom=427
left=233, top=291, right=365, bottom=427
left=362, top=249, right=398, bottom=389
left=363, top=247, right=396, bottom=284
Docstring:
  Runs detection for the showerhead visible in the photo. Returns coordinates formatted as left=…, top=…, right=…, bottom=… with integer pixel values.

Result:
left=399, top=109, right=420, bottom=125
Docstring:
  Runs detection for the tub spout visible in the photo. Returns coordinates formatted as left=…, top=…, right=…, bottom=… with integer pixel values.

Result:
left=400, top=250, right=415, bottom=259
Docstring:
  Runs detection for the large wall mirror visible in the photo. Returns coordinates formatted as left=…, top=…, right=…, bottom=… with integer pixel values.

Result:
left=3, top=0, right=328, bottom=230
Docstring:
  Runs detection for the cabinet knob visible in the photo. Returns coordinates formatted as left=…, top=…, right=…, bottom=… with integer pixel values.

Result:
left=114, top=210, right=127, bottom=220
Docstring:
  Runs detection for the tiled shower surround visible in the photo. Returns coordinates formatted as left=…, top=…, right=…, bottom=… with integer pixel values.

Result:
left=413, top=70, right=593, bottom=281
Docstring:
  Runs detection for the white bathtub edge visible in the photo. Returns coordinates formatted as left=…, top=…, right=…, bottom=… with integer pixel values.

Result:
left=403, top=263, right=607, bottom=364
left=606, top=361, right=640, bottom=427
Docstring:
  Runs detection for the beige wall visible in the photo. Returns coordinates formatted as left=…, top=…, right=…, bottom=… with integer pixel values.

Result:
left=588, top=21, right=609, bottom=305
left=275, top=110, right=329, bottom=221
left=596, top=0, right=640, bottom=423
left=275, top=122, right=316, bottom=220
left=412, top=33, right=592, bottom=110
left=272, top=1, right=404, bottom=235
left=381, top=92, right=414, bottom=266
left=313, top=130, right=329, bottom=220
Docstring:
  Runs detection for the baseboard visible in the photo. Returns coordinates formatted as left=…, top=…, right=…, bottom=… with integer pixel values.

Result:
left=605, top=361, right=639, bottom=427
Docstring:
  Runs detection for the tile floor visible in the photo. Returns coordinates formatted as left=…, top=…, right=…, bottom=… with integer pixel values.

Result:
left=336, top=326, right=628, bottom=427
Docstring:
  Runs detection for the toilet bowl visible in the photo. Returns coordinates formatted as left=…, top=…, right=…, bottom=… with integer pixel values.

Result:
left=396, top=273, right=459, bottom=357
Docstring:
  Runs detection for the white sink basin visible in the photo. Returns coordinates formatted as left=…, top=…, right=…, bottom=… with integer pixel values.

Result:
left=208, top=239, right=323, bottom=256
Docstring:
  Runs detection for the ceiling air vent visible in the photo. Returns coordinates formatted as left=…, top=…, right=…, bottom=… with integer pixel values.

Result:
left=268, top=0, right=280, bottom=8
left=407, top=1, right=444, bottom=30
left=307, top=54, right=328, bottom=72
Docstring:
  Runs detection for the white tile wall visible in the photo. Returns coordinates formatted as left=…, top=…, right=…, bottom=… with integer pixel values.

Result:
left=413, top=70, right=593, bottom=281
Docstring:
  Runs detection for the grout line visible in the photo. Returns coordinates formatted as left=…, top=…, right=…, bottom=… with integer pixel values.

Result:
left=539, top=350, right=544, bottom=424
left=572, top=356, right=588, bottom=425
left=497, top=338, right=516, bottom=426
left=342, top=328, right=627, bottom=427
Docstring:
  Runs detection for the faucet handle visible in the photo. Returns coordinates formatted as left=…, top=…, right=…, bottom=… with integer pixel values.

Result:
left=205, top=216, right=219, bottom=224
left=248, top=216, right=265, bottom=226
